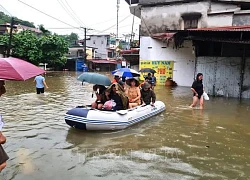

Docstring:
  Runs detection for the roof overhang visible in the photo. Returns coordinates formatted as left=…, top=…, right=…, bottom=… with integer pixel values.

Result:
left=164, top=26, right=250, bottom=46
left=86, top=59, right=118, bottom=64
left=150, top=26, right=250, bottom=48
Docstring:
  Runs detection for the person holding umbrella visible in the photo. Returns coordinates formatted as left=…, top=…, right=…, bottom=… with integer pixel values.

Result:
left=0, top=80, right=9, bottom=173
left=0, top=131, right=8, bottom=173
left=151, top=73, right=157, bottom=90
left=0, top=57, right=45, bottom=172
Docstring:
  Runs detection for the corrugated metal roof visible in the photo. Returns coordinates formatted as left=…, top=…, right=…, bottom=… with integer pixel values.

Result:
left=187, top=36, right=250, bottom=44
left=188, top=25, right=250, bottom=31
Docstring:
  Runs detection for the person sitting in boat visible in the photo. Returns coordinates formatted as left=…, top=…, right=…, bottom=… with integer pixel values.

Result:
left=105, top=83, right=129, bottom=110
left=118, top=80, right=125, bottom=90
left=91, top=84, right=107, bottom=109
left=139, top=77, right=150, bottom=89
left=141, top=82, right=156, bottom=106
left=125, top=78, right=141, bottom=109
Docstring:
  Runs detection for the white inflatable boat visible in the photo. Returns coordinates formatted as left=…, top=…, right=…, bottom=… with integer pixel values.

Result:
left=65, top=101, right=166, bottom=131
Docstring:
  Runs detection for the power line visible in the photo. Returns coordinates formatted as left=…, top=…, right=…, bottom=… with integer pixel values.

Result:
left=57, top=0, right=86, bottom=28
left=63, top=0, right=86, bottom=27
left=47, top=22, right=140, bottom=30
left=47, top=27, right=79, bottom=29
left=0, top=4, right=12, bottom=16
left=97, top=14, right=131, bottom=34
left=88, top=15, right=128, bottom=26
left=57, top=0, right=81, bottom=26
left=17, top=0, right=84, bottom=31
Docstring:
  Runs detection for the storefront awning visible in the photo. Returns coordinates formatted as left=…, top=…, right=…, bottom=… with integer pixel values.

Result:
left=86, top=59, right=118, bottom=64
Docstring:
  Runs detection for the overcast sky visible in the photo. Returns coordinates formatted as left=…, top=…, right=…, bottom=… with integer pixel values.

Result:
left=0, top=0, right=140, bottom=39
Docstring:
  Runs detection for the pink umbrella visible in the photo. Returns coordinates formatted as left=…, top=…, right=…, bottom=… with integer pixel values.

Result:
left=0, top=57, right=45, bottom=81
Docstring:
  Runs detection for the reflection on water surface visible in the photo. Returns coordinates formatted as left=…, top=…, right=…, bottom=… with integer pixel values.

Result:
left=0, top=72, right=250, bottom=180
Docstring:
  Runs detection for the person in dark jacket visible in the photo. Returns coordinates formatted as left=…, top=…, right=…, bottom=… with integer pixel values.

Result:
left=190, top=73, right=204, bottom=109
left=140, top=82, right=156, bottom=106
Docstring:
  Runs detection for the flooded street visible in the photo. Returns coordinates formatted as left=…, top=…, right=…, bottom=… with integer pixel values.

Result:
left=1, top=71, right=250, bottom=180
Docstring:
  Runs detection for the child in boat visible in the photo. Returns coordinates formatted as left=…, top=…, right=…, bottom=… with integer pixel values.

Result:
left=140, top=82, right=156, bottom=106
left=91, top=85, right=107, bottom=109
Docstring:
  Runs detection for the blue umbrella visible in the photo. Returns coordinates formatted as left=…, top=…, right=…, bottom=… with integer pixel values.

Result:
left=77, top=72, right=111, bottom=86
left=112, top=68, right=140, bottom=78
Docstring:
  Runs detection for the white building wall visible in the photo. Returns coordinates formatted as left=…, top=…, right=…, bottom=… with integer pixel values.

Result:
left=86, top=36, right=108, bottom=59
left=140, top=37, right=195, bottom=87
left=207, top=14, right=233, bottom=27
left=210, top=2, right=238, bottom=12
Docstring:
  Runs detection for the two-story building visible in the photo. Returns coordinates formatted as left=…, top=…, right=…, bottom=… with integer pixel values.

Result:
left=125, top=0, right=250, bottom=98
left=84, top=34, right=118, bottom=59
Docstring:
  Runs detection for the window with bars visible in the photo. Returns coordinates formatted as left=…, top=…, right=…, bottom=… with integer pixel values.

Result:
left=181, top=13, right=201, bottom=30
left=184, top=19, right=198, bottom=29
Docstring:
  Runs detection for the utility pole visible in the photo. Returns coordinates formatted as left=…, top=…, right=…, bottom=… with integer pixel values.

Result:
left=84, top=27, right=87, bottom=63
left=7, top=17, right=14, bottom=57
left=130, top=9, right=136, bottom=49
left=117, top=0, right=120, bottom=39
left=80, top=27, right=93, bottom=63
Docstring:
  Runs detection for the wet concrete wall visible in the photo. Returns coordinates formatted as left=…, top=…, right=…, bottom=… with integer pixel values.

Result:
left=140, top=1, right=239, bottom=36
left=140, top=1, right=209, bottom=36
left=233, top=14, right=250, bottom=26
left=196, top=57, right=243, bottom=98
left=207, top=14, right=233, bottom=27
left=242, top=58, right=250, bottom=98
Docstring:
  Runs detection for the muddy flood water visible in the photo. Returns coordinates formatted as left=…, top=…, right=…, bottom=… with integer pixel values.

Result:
left=0, top=71, right=250, bottom=180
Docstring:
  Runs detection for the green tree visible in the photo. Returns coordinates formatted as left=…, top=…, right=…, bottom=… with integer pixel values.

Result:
left=39, top=35, right=68, bottom=67
left=0, top=11, right=35, bottom=27
left=11, top=31, right=42, bottom=65
left=59, top=32, right=79, bottom=46
left=38, top=24, right=51, bottom=36
left=0, top=30, right=68, bottom=67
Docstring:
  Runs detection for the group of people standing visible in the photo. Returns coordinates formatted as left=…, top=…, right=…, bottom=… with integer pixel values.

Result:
left=91, top=75, right=157, bottom=111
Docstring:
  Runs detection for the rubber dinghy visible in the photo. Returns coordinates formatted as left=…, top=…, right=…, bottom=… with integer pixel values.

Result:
left=65, top=101, right=166, bottom=131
